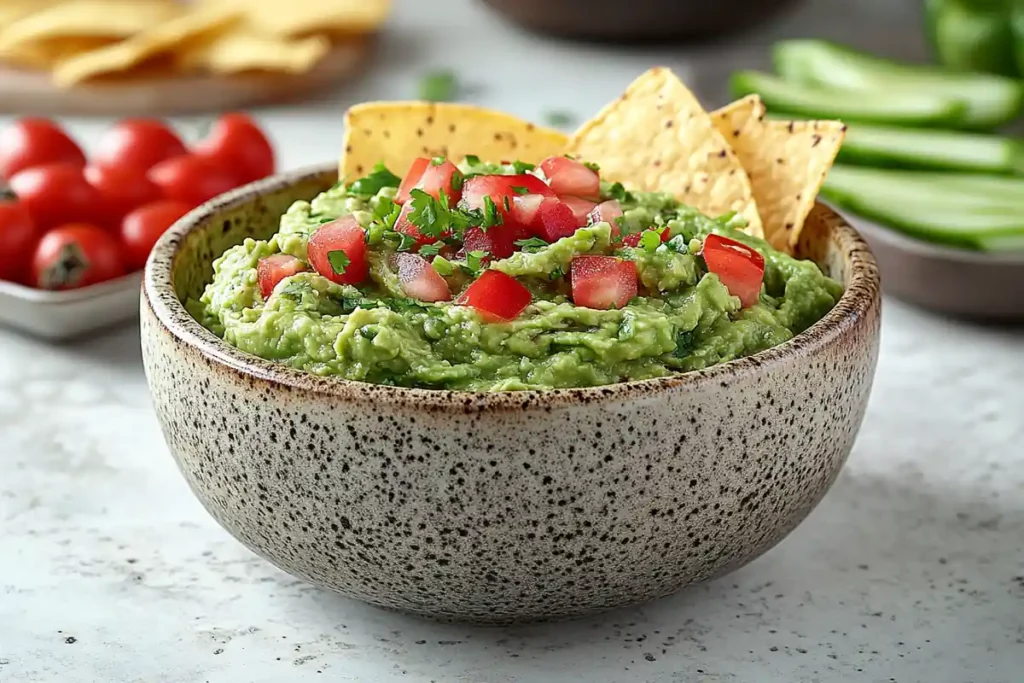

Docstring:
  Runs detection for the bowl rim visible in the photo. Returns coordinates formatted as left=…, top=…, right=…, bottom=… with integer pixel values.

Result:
left=144, top=163, right=880, bottom=412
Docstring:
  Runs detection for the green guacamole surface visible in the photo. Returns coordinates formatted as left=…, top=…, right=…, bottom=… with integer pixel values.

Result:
left=189, top=159, right=843, bottom=391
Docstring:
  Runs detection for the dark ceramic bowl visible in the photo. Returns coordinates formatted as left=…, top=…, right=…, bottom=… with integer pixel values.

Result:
left=480, top=0, right=801, bottom=42
left=141, top=164, right=881, bottom=623
left=847, top=214, right=1024, bottom=322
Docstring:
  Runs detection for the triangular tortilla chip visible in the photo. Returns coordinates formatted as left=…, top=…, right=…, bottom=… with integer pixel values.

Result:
left=712, top=95, right=846, bottom=252
left=177, top=30, right=331, bottom=75
left=564, top=67, right=763, bottom=237
left=197, top=0, right=391, bottom=38
left=340, top=102, right=568, bottom=179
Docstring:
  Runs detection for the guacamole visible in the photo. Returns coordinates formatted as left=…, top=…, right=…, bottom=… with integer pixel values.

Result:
left=189, top=157, right=843, bottom=391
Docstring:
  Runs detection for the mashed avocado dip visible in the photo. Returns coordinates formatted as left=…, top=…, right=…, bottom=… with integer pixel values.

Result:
left=189, top=156, right=842, bottom=391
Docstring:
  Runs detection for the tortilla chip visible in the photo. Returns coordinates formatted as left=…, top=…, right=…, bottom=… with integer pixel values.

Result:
left=51, top=5, right=240, bottom=87
left=564, top=67, right=763, bottom=237
left=340, top=102, right=568, bottom=180
left=0, top=36, right=112, bottom=69
left=177, top=30, right=330, bottom=75
left=0, top=0, right=59, bottom=27
left=0, top=0, right=182, bottom=52
left=198, top=0, right=391, bottom=38
left=712, top=96, right=846, bottom=251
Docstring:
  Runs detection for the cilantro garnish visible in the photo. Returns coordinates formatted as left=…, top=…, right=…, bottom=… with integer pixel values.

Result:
left=347, top=163, right=400, bottom=197
left=583, top=161, right=600, bottom=173
left=419, top=69, right=458, bottom=102
left=432, top=255, right=456, bottom=276
left=606, top=181, right=633, bottom=203
left=664, top=235, right=689, bottom=253
left=549, top=265, right=565, bottom=280
left=511, top=161, right=535, bottom=174
left=326, top=250, right=350, bottom=275
left=451, top=168, right=464, bottom=192
left=464, top=250, right=488, bottom=275
left=372, top=197, right=401, bottom=229
left=514, top=237, right=549, bottom=252
left=638, top=229, right=662, bottom=253
left=418, top=242, right=443, bottom=258
left=464, top=154, right=481, bottom=166
left=393, top=232, right=418, bottom=252
left=430, top=156, right=446, bottom=166
left=481, top=196, right=503, bottom=230
left=543, top=110, right=577, bottom=128
left=511, top=186, right=530, bottom=195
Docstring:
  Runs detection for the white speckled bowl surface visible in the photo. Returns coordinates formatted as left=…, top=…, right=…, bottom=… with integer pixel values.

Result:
left=141, top=164, right=881, bottom=624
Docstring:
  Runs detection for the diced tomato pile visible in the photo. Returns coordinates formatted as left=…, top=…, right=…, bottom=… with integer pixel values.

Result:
left=259, top=154, right=765, bottom=323
left=0, top=114, right=276, bottom=290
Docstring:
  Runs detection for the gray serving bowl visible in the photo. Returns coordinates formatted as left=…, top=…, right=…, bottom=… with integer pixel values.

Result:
left=141, top=164, right=881, bottom=624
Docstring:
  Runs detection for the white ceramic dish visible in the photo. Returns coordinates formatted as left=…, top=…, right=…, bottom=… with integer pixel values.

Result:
left=0, top=272, right=141, bottom=341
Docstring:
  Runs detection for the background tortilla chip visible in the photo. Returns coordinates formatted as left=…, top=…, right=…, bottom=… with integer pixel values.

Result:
left=0, top=36, right=111, bottom=69
left=0, top=0, right=59, bottom=27
left=712, top=95, right=846, bottom=252
left=199, top=0, right=391, bottom=38
left=564, top=67, right=763, bottom=237
left=177, top=30, right=330, bottom=75
left=51, top=5, right=240, bottom=86
left=0, top=0, right=182, bottom=49
left=340, top=102, right=568, bottom=179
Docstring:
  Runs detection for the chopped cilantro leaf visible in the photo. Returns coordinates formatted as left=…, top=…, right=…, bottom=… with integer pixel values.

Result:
left=408, top=189, right=443, bottom=237
left=430, top=156, right=446, bottom=166
left=347, top=163, right=400, bottom=197
left=511, top=161, right=535, bottom=174
left=464, top=250, right=488, bottom=275
left=464, top=154, right=481, bottom=166
left=665, top=235, right=689, bottom=253
left=514, top=237, right=549, bottom=252
left=511, top=185, right=530, bottom=195
left=418, top=69, right=458, bottom=102
left=393, top=232, right=418, bottom=252
left=543, top=110, right=577, bottom=127
left=372, top=197, right=401, bottom=229
left=549, top=265, right=565, bottom=280
left=481, top=196, right=503, bottom=230
left=638, top=229, right=662, bottom=253
left=451, top=168, right=464, bottom=192
left=326, top=250, right=350, bottom=275
left=418, top=242, right=443, bottom=258
left=502, top=195, right=511, bottom=212
left=583, top=161, right=600, bottom=173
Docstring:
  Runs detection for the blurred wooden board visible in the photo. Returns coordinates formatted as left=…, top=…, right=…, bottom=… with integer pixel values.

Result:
left=0, top=40, right=374, bottom=116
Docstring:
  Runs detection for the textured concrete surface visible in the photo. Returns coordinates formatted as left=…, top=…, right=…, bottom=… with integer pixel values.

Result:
left=2, top=0, right=1023, bottom=680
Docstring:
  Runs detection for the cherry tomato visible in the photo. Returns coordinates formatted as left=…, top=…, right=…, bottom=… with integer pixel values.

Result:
left=0, top=118, right=85, bottom=180
left=31, top=223, right=125, bottom=290
left=0, top=197, right=39, bottom=283
left=195, top=113, right=275, bottom=184
left=455, top=270, right=532, bottom=322
left=395, top=252, right=451, bottom=302
left=257, top=254, right=306, bottom=298
left=570, top=255, right=638, bottom=310
left=92, top=119, right=187, bottom=173
left=9, top=163, right=103, bottom=231
left=119, top=200, right=192, bottom=271
left=148, top=154, right=242, bottom=209
left=84, top=163, right=162, bottom=227
left=307, top=216, right=368, bottom=285
left=701, top=233, right=766, bottom=308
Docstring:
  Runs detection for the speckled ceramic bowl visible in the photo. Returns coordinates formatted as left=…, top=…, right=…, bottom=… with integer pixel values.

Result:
left=141, top=164, right=881, bottom=624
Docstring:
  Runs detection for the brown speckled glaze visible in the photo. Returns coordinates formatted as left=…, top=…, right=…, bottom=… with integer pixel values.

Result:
left=141, top=164, right=881, bottom=624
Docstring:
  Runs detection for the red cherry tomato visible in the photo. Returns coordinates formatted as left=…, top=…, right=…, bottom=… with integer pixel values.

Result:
left=0, top=118, right=85, bottom=180
left=195, top=113, right=275, bottom=184
left=456, top=270, right=532, bottom=322
left=0, top=198, right=39, bottom=283
left=119, top=200, right=192, bottom=271
left=539, top=156, right=600, bottom=201
left=31, top=223, right=125, bottom=290
left=307, top=216, right=368, bottom=285
left=9, top=162, right=103, bottom=231
left=570, top=256, right=638, bottom=310
left=701, top=234, right=766, bottom=308
left=92, top=119, right=187, bottom=173
left=84, top=163, right=162, bottom=227
left=148, top=154, right=242, bottom=209
left=257, top=254, right=306, bottom=298
left=395, top=252, right=451, bottom=302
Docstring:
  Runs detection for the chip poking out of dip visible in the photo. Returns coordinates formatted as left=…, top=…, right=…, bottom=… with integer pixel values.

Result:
left=190, top=69, right=847, bottom=391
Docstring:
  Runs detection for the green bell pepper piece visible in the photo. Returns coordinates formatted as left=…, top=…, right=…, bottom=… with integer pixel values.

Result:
left=926, top=0, right=1019, bottom=77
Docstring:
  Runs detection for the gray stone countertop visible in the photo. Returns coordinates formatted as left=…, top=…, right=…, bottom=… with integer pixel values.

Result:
left=2, top=0, right=1022, bottom=681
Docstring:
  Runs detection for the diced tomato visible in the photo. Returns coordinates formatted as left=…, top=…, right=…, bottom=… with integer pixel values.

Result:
left=701, top=234, right=765, bottom=308
left=257, top=254, right=306, bottom=298
left=307, top=215, right=368, bottom=285
left=510, top=193, right=544, bottom=229
left=589, top=199, right=623, bottom=237
left=561, top=196, right=597, bottom=226
left=395, top=157, right=430, bottom=204
left=621, top=227, right=669, bottom=248
left=410, top=159, right=462, bottom=207
left=533, top=197, right=578, bottom=242
left=570, top=256, right=638, bottom=310
left=394, top=202, right=449, bottom=248
left=461, top=225, right=515, bottom=260
left=462, top=173, right=553, bottom=216
left=456, top=270, right=532, bottom=322
left=539, top=156, right=600, bottom=201
left=395, top=252, right=451, bottom=302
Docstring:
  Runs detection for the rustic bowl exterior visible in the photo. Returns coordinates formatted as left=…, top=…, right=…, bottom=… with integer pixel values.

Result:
left=141, top=165, right=881, bottom=624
